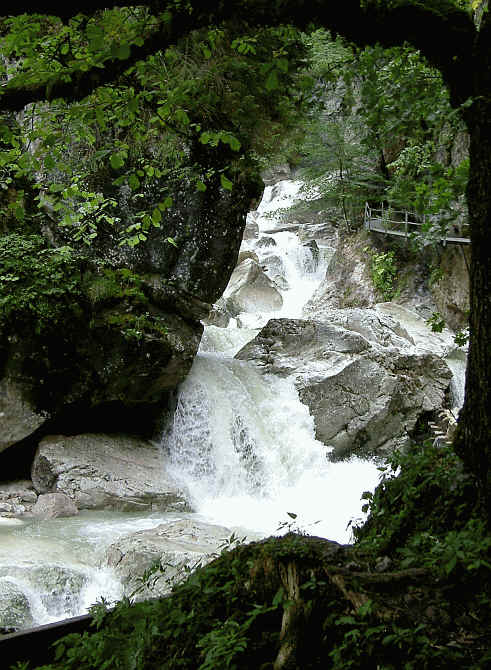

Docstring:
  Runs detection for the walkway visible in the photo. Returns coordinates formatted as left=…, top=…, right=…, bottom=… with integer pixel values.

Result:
left=364, top=203, right=470, bottom=246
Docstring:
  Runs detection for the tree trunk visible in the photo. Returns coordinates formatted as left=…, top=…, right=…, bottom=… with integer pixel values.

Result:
left=455, top=108, right=491, bottom=520
left=453, top=8, right=491, bottom=521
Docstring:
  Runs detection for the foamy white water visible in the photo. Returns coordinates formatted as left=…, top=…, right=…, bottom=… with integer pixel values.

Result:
left=0, top=178, right=383, bottom=631
left=165, top=179, right=382, bottom=543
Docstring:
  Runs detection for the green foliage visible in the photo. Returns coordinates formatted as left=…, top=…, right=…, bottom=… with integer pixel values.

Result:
left=353, top=442, right=479, bottom=562
left=0, top=234, right=84, bottom=334
left=426, top=311, right=446, bottom=333
left=364, top=246, right=398, bottom=300
left=328, top=605, right=464, bottom=670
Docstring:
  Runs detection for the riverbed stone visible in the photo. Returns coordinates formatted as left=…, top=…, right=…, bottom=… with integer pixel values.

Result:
left=31, top=434, right=190, bottom=512
left=0, top=480, right=38, bottom=518
left=0, top=579, right=34, bottom=630
left=32, top=492, right=79, bottom=519
left=236, top=317, right=452, bottom=457
left=261, top=254, right=289, bottom=290
left=0, top=565, right=85, bottom=619
left=223, top=258, right=283, bottom=316
left=104, top=519, right=231, bottom=598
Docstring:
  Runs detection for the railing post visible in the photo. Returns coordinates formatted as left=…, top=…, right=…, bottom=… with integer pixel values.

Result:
left=405, top=210, right=408, bottom=243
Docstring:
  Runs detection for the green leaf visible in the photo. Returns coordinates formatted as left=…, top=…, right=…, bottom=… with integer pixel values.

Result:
left=128, top=174, right=140, bottom=191
left=49, top=183, right=65, bottom=193
left=110, top=153, right=125, bottom=170
left=220, top=174, right=233, bottom=191
left=152, top=207, right=162, bottom=225
left=115, top=43, right=131, bottom=61
left=159, top=196, right=173, bottom=210
left=196, top=181, right=207, bottom=192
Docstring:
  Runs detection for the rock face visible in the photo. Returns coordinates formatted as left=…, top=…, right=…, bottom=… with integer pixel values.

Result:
left=32, top=492, right=79, bottom=519
left=0, top=379, right=47, bottom=454
left=303, top=232, right=378, bottom=315
left=0, top=166, right=263, bottom=455
left=104, top=519, right=231, bottom=598
left=31, top=434, right=190, bottom=512
left=430, top=245, right=470, bottom=331
left=222, top=258, right=283, bottom=316
left=236, top=314, right=452, bottom=457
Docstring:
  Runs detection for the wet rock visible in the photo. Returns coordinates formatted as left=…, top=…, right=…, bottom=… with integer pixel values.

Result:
left=303, top=232, right=377, bottom=314
left=0, top=565, right=85, bottom=619
left=237, top=249, right=259, bottom=265
left=243, top=213, right=260, bottom=240
left=261, top=254, right=289, bottom=290
left=261, top=165, right=292, bottom=185
left=223, top=259, right=283, bottom=316
left=0, top=379, right=47, bottom=454
left=32, top=492, right=79, bottom=519
left=257, top=236, right=277, bottom=248
left=0, top=579, right=33, bottom=630
left=104, top=519, right=231, bottom=598
left=301, top=240, right=320, bottom=272
left=31, top=434, right=190, bottom=512
left=236, top=317, right=451, bottom=457
left=0, top=480, right=38, bottom=517
left=203, top=304, right=230, bottom=328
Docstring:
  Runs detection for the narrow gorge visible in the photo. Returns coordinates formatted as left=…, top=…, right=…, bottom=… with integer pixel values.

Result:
left=0, top=174, right=467, bottom=632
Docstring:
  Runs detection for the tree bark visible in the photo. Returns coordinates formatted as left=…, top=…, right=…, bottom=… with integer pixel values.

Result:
left=454, top=11, right=491, bottom=520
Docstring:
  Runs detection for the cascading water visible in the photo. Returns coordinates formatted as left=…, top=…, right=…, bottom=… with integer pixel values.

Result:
left=165, top=179, right=382, bottom=540
left=2, top=178, right=463, bottom=632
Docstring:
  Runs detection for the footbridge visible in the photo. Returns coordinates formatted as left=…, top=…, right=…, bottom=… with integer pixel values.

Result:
left=364, top=203, right=470, bottom=246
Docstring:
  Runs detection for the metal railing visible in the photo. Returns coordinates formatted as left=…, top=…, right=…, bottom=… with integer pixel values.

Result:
left=364, top=203, right=470, bottom=246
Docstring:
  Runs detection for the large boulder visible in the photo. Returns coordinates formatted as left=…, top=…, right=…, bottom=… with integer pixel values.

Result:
left=223, top=258, right=283, bottom=316
left=104, top=519, right=231, bottom=599
left=261, top=254, right=289, bottom=290
left=31, top=434, right=190, bottom=512
left=32, top=492, right=79, bottom=519
left=236, top=316, right=452, bottom=457
left=0, top=165, right=263, bottom=451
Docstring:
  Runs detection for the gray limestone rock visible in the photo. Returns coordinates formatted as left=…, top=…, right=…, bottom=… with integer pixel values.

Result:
left=0, top=380, right=47, bottom=454
left=32, top=492, right=79, bottom=519
left=223, top=258, right=283, bottom=316
left=236, top=317, right=452, bottom=457
left=31, top=434, right=190, bottom=512
left=104, top=519, right=231, bottom=598
left=261, top=254, right=289, bottom=291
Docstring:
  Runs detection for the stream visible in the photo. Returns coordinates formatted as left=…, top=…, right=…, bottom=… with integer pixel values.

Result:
left=0, top=179, right=464, bottom=631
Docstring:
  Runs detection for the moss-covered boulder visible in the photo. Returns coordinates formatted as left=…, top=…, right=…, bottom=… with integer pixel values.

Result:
left=0, top=165, right=263, bottom=455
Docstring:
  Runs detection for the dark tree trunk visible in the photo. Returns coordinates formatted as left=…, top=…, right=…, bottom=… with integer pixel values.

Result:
left=454, top=10, right=491, bottom=521
left=455, top=109, right=491, bottom=520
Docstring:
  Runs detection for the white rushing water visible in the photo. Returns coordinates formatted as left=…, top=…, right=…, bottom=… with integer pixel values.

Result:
left=165, top=179, right=382, bottom=541
left=1, top=179, right=419, bottom=629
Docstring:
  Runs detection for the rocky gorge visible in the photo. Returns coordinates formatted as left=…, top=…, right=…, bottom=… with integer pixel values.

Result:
left=0, top=173, right=468, bottom=632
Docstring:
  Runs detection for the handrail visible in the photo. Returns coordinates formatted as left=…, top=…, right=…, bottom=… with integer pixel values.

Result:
left=364, top=203, right=470, bottom=246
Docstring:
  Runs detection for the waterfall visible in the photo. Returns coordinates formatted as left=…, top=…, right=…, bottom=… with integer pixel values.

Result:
left=164, top=179, right=381, bottom=541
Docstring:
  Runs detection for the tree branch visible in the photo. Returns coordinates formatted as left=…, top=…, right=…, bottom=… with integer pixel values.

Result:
left=0, top=1, right=476, bottom=112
